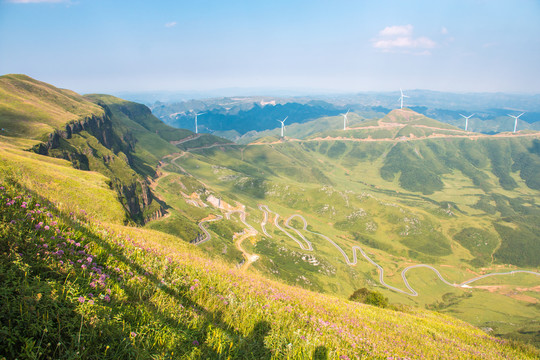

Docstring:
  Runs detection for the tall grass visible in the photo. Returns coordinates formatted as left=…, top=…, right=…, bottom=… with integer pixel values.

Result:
left=1, top=182, right=537, bottom=359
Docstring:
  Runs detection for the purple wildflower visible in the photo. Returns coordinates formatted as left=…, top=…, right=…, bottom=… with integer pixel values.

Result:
left=78, top=296, right=85, bottom=303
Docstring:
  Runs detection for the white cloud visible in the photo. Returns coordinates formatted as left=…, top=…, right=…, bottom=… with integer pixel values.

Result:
left=373, top=37, right=413, bottom=49
left=165, top=21, right=177, bottom=28
left=7, top=0, right=69, bottom=3
left=441, top=27, right=448, bottom=35
left=372, top=25, right=437, bottom=54
left=379, top=24, right=413, bottom=37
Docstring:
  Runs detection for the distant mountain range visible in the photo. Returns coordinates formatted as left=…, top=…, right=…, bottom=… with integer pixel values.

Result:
left=147, top=91, right=540, bottom=139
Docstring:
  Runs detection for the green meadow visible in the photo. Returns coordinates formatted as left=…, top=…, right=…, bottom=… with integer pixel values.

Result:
left=1, top=74, right=539, bottom=357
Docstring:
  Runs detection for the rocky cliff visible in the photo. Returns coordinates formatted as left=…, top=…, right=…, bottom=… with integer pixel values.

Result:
left=31, top=105, right=164, bottom=224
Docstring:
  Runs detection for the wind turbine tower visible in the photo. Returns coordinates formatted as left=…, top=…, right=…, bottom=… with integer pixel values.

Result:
left=194, top=112, right=205, bottom=134
left=277, top=116, right=288, bottom=137
left=508, top=113, right=524, bottom=133
left=460, top=113, right=474, bottom=131
left=399, top=88, right=409, bottom=109
left=342, top=109, right=350, bottom=130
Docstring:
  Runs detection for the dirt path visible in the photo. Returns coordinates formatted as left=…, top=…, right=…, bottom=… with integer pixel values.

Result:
left=235, top=228, right=259, bottom=271
left=247, top=128, right=539, bottom=146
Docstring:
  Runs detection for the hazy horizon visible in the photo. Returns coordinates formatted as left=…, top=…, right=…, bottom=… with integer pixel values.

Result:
left=1, top=0, right=539, bottom=94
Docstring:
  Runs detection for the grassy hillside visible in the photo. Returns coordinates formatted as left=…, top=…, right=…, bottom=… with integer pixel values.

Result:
left=0, top=75, right=206, bottom=224
left=160, top=124, right=540, bottom=346
left=0, top=76, right=538, bottom=356
left=0, top=74, right=104, bottom=140
left=1, top=182, right=537, bottom=359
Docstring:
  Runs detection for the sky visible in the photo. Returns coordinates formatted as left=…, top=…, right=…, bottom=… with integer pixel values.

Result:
left=1, top=0, right=539, bottom=95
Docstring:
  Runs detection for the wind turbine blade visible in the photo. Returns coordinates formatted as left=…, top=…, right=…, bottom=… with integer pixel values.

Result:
left=346, top=109, right=350, bottom=116
left=460, top=114, right=466, bottom=118
left=518, top=112, right=525, bottom=118
left=283, top=116, right=288, bottom=122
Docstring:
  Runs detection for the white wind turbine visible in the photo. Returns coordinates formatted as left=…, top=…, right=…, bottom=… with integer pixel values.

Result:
left=342, top=109, right=350, bottom=130
left=398, top=88, right=409, bottom=109
left=460, top=113, right=475, bottom=131
left=508, top=112, right=525, bottom=133
left=194, top=112, right=205, bottom=134
left=277, top=116, right=288, bottom=137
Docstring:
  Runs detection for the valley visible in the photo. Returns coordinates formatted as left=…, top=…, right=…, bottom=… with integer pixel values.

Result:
left=147, top=107, right=540, bottom=346
left=0, top=74, right=539, bottom=358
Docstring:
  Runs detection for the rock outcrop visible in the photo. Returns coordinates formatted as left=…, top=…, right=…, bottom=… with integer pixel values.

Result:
left=31, top=106, right=165, bottom=224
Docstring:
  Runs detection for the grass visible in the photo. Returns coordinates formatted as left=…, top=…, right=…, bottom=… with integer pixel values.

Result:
left=2, top=76, right=539, bottom=354
left=0, top=74, right=104, bottom=140
left=1, top=182, right=538, bottom=359
left=0, top=141, right=126, bottom=223
left=453, top=227, right=499, bottom=267
left=167, top=129, right=540, bottom=347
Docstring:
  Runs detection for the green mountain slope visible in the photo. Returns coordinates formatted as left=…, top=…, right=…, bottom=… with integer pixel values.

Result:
left=0, top=75, right=221, bottom=223
left=156, top=111, right=540, bottom=346
left=1, top=182, right=537, bottom=359
left=0, top=75, right=538, bottom=357
left=0, top=74, right=104, bottom=140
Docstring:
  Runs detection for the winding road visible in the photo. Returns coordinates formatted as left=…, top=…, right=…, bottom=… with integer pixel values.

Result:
left=258, top=204, right=540, bottom=297
left=194, top=215, right=223, bottom=245
left=195, top=208, right=261, bottom=270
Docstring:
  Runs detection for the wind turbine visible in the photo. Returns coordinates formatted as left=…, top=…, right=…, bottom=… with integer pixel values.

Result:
left=459, top=113, right=474, bottom=131
left=398, top=88, right=409, bottom=109
left=277, top=116, right=288, bottom=137
left=508, top=113, right=524, bottom=133
left=194, top=112, right=205, bottom=134
left=342, top=109, right=350, bottom=130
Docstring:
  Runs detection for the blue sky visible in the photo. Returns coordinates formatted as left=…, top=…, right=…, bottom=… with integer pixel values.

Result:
left=1, top=0, right=539, bottom=94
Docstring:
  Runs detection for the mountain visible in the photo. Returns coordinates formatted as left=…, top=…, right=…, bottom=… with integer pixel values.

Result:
left=154, top=98, right=343, bottom=136
left=0, top=75, right=539, bottom=358
left=150, top=91, right=540, bottom=138
left=151, top=108, right=540, bottom=346
left=0, top=74, right=228, bottom=224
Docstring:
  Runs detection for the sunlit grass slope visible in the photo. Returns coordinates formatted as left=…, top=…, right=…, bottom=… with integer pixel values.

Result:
left=0, top=74, right=104, bottom=139
left=1, top=183, right=537, bottom=359
left=0, top=139, right=125, bottom=223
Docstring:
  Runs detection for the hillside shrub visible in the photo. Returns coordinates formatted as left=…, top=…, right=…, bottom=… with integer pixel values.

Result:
left=349, top=288, right=389, bottom=308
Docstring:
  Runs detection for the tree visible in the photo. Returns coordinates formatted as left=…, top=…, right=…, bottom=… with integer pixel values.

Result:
left=349, top=288, right=389, bottom=308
